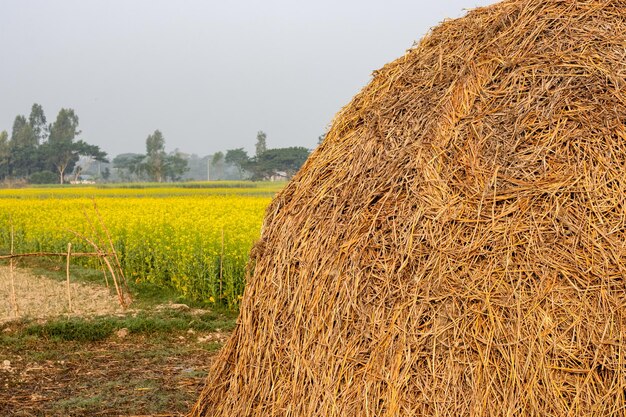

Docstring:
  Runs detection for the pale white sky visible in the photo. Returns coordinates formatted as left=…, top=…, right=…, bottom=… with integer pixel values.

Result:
left=0, top=0, right=498, bottom=157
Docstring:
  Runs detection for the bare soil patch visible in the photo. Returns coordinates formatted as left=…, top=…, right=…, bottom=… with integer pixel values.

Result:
left=0, top=267, right=122, bottom=323
left=0, top=331, right=226, bottom=416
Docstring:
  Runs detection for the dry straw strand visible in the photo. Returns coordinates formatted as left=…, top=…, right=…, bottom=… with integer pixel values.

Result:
left=192, top=0, right=626, bottom=415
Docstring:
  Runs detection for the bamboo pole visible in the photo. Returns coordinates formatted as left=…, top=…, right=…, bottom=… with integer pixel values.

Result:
left=67, top=227, right=128, bottom=309
left=93, top=202, right=131, bottom=302
left=0, top=252, right=104, bottom=260
left=9, top=221, right=18, bottom=318
left=220, top=227, right=224, bottom=301
left=99, top=256, right=110, bottom=288
left=2, top=208, right=130, bottom=313
left=101, top=255, right=126, bottom=309
left=66, top=242, right=72, bottom=313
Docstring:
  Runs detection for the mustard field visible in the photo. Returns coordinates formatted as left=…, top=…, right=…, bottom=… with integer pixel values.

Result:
left=0, top=182, right=284, bottom=306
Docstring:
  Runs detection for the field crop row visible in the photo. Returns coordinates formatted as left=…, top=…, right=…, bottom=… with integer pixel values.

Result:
left=0, top=182, right=281, bottom=307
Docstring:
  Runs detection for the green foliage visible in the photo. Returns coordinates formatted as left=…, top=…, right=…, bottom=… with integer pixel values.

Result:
left=225, top=148, right=250, bottom=178
left=165, top=152, right=189, bottom=181
left=41, top=108, right=108, bottom=184
left=29, top=170, right=59, bottom=184
left=146, top=129, right=165, bottom=156
left=2, top=105, right=107, bottom=184
left=249, top=146, right=310, bottom=180
left=112, top=153, right=146, bottom=181
left=212, top=151, right=224, bottom=165
left=145, top=130, right=166, bottom=182
left=11, top=115, right=30, bottom=144
left=210, top=151, right=225, bottom=180
left=10, top=115, right=39, bottom=177
left=111, top=132, right=188, bottom=183
left=48, top=108, right=80, bottom=143
left=28, top=103, right=48, bottom=144
left=224, top=143, right=310, bottom=181
left=0, top=130, right=9, bottom=179
left=255, top=130, right=267, bottom=156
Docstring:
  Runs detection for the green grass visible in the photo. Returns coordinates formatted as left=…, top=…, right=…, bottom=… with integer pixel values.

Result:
left=2, top=308, right=237, bottom=343
left=6, top=180, right=286, bottom=198
left=93, top=180, right=283, bottom=190
left=19, top=256, right=107, bottom=285
left=54, top=395, right=103, bottom=414
left=203, top=341, right=224, bottom=353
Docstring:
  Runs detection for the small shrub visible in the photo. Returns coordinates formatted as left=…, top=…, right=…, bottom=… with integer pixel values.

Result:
left=29, top=171, right=59, bottom=184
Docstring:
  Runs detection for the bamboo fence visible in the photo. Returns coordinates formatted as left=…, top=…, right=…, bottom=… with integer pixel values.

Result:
left=2, top=207, right=131, bottom=318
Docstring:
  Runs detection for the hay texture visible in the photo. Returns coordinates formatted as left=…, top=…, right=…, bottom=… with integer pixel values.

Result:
left=192, top=1, right=626, bottom=415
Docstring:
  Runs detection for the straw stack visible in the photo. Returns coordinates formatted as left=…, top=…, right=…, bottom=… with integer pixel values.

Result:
left=191, top=0, right=626, bottom=415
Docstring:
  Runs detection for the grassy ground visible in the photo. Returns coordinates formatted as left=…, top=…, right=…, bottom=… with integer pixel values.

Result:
left=0, top=260, right=238, bottom=417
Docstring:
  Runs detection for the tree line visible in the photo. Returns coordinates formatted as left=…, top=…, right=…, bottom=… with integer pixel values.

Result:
left=212, top=131, right=311, bottom=181
left=112, top=130, right=188, bottom=182
left=1, top=104, right=318, bottom=185
left=113, top=131, right=313, bottom=182
left=0, top=104, right=107, bottom=184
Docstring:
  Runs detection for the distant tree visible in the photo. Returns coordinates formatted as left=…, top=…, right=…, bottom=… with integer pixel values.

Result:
left=43, top=108, right=79, bottom=183
left=47, top=108, right=80, bottom=143
left=225, top=148, right=250, bottom=178
left=255, top=131, right=267, bottom=156
left=28, top=103, right=48, bottom=144
left=145, top=130, right=166, bottom=182
left=112, top=153, right=146, bottom=181
left=9, top=115, right=38, bottom=177
left=10, top=115, right=29, bottom=143
left=3, top=104, right=48, bottom=179
left=211, top=151, right=225, bottom=180
left=29, top=170, right=58, bottom=184
left=318, top=133, right=326, bottom=145
left=42, top=108, right=107, bottom=183
left=102, top=167, right=111, bottom=181
left=249, top=147, right=310, bottom=180
left=212, top=151, right=224, bottom=165
left=0, top=131, right=9, bottom=179
left=179, top=153, right=208, bottom=181
left=164, top=152, right=189, bottom=181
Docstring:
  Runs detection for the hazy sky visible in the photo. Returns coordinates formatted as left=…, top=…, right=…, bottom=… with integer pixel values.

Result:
left=1, top=0, right=498, bottom=157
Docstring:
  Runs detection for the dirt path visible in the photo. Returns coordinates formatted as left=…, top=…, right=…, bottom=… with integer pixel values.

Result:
left=0, top=267, right=122, bottom=323
left=0, top=332, right=222, bottom=416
